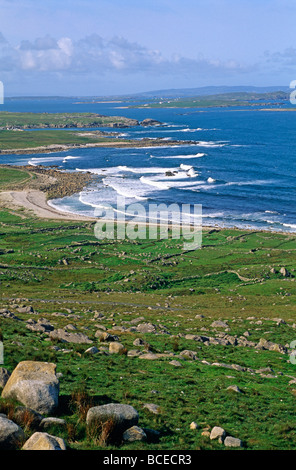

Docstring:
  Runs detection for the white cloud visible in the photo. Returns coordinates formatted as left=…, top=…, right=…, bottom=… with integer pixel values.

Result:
left=0, top=32, right=251, bottom=78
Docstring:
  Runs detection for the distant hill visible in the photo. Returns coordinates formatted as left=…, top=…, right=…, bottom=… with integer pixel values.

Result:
left=134, top=85, right=290, bottom=99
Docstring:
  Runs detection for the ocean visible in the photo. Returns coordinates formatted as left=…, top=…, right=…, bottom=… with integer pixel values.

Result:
left=1, top=97, right=296, bottom=232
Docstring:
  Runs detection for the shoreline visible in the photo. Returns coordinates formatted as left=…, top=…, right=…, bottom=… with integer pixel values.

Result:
left=0, top=165, right=294, bottom=236
left=0, top=138, right=197, bottom=156
left=0, top=187, right=294, bottom=237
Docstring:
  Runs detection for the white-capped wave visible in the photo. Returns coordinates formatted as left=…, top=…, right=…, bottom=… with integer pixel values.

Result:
left=283, top=223, right=296, bottom=230
left=140, top=175, right=202, bottom=190
left=196, top=141, right=227, bottom=148
left=28, top=156, right=66, bottom=166
left=102, top=176, right=151, bottom=200
left=150, top=153, right=205, bottom=159
left=180, top=128, right=203, bottom=132
left=117, top=166, right=180, bottom=174
left=63, top=156, right=80, bottom=163
left=180, top=164, right=193, bottom=171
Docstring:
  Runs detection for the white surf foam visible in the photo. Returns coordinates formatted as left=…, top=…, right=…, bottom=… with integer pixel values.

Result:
left=196, top=141, right=227, bottom=148
left=28, top=156, right=66, bottom=166
left=180, top=164, right=193, bottom=171
left=63, top=156, right=80, bottom=163
left=102, top=176, right=151, bottom=200
left=283, top=223, right=296, bottom=230
left=117, top=166, right=180, bottom=174
left=150, top=153, right=206, bottom=159
left=140, top=175, right=202, bottom=190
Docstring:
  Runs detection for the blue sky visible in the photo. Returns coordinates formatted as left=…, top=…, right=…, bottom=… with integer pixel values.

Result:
left=0, top=0, right=295, bottom=96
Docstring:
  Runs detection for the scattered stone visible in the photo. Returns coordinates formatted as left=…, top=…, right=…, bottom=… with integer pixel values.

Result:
left=139, top=352, right=159, bottom=360
left=169, top=360, right=182, bottom=367
left=17, top=306, right=34, bottom=314
left=109, top=342, right=125, bottom=354
left=122, top=426, right=147, bottom=442
left=274, top=318, right=286, bottom=325
left=49, top=329, right=92, bottom=344
left=227, top=385, right=243, bottom=393
left=86, top=403, right=139, bottom=438
left=179, top=350, right=199, bottom=360
left=210, top=426, right=226, bottom=442
left=40, top=417, right=66, bottom=430
left=26, top=319, right=54, bottom=333
left=13, top=406, right=43, bottom=430
left=211, top=321, right=228, bottom=329
left=136, top=323, right=157, bottom=333
left=143, top=403, right=161, bottom=415
left=1, top=361, right=59, bottom=415
left=64, top=323, right=77, bottom=331
left=85, top=346, right=99, bottom=355
left=190, top=421, right=200, bottom=430
left=22, top=432, right=66, bottom=450
left=133, top=338, right=146, bottom=346
left=257, top=338, right=287, bottom=354
left=0, top=416, right=25, bottom=450
left=256, top=367, right=275, bottom=375
left=127, top=349, right=142, bottom=357
left=95, top=331, right=118, bottom=342
left=0, top=368, right=11, bottom=389
left=280, top=267, right=290, bottom=277
left=129, top=317, right=145, bottom=324
left=224, top=436, right=243, bottom=448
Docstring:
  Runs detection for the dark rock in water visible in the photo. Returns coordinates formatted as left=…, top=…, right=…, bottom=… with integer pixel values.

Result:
left=141, top=118, right=162, bottom=126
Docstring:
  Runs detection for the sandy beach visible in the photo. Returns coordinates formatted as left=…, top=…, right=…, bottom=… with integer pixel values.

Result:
left=0, top=189, right=205, bottom=243
left=0, top=190, right=97, bottom=221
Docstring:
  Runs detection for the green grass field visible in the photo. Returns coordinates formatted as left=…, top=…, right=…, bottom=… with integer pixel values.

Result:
left=0, top=111, right=138, bottom=129
left=0, top=202, right=296, bottom=450
left=0, top=129, right=127, bottom=150
left=0, top=167, right=31, bottom=188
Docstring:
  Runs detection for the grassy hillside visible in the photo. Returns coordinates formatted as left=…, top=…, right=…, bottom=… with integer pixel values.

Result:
left=0, top=201, right=296, bottom=450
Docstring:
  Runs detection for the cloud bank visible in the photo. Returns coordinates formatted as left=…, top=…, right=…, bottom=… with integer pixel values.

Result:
left=0, top=32, right=291, bottom=95
left=0, top=32, right=251, bottom=77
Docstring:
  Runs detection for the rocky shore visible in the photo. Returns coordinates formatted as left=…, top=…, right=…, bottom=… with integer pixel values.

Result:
left=0, top=164, right=93, bottom=199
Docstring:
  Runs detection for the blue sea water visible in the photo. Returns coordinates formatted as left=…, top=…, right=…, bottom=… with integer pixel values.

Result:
left=1, top=98, right=296, bottom=232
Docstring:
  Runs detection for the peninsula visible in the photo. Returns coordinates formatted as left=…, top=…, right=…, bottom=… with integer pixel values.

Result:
left=0, top=112, right=193, bottom=154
